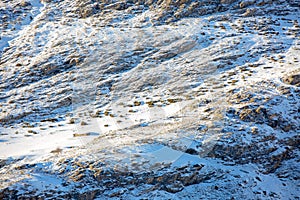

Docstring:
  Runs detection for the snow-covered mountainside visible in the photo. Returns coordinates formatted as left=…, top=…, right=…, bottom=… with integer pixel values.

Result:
left=0, top=0, right=299, bottom=199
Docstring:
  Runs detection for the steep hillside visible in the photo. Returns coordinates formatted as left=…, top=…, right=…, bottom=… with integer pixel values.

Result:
left=0, top=0, right=299, bottom=199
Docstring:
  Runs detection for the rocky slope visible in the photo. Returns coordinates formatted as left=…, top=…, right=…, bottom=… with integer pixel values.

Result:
left=0, top=0, right=299, bottom=199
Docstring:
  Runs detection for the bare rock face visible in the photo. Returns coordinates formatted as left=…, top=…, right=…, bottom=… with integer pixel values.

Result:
left=56, top=0, right=299, bottom=24
left=282, top=74, right=300, bottom=86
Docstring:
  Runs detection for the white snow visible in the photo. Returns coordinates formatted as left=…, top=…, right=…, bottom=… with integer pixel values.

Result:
left=0, top=0, right=299, bottom=198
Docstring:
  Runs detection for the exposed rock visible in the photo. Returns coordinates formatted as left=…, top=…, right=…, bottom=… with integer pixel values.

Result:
left=282, top=74, right=300, bottom=86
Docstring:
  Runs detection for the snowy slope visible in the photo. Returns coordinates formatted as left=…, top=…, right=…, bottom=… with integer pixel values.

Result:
left=0, top=0, right=299, bottom=199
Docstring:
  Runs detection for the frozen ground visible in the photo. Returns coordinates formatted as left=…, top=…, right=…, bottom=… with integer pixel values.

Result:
left=0, top=0, right=299, bottom=199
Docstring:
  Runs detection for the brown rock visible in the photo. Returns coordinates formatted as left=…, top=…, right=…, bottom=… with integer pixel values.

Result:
left=282, top=74, right=300, bottom=86
left=80, top=121, right=88, bottom=125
